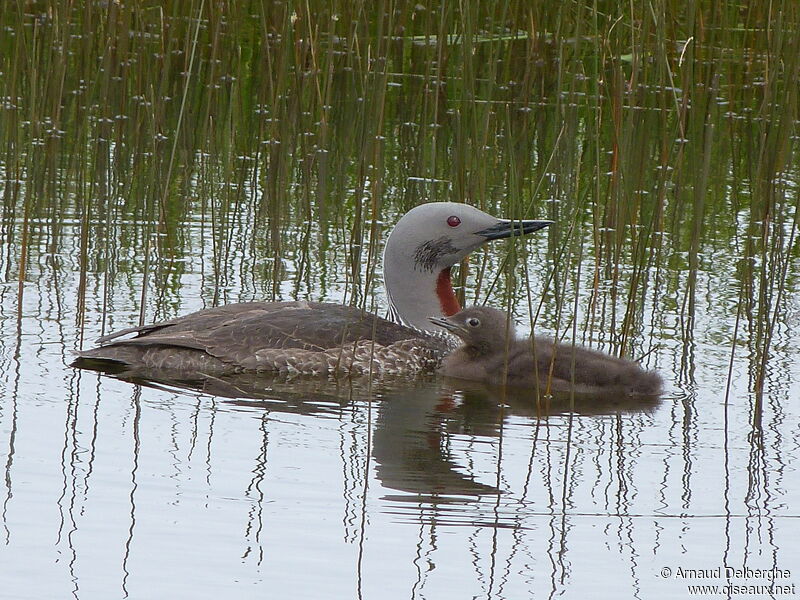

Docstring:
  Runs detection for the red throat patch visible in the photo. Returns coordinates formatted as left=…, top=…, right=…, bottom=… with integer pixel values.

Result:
left=436, top=267, right=461, bottom=316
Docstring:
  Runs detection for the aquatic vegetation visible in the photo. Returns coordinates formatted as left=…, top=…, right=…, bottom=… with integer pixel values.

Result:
left=0, top=1, right=797, bottom=416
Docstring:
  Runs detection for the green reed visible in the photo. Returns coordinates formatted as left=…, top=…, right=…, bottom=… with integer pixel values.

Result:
left=0, top=2, right=798, bottom=418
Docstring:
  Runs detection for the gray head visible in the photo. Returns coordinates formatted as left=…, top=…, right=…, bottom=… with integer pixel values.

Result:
left=385, top=203, right=552, bottom=272
left=383, top=203, right=552, bottom=332
left=428, top=306, right=515, bottom=355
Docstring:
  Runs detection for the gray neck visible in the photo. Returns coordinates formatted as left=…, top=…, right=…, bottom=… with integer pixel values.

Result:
left=383, top=247, right=453, bottom=334
left=383, top=264, right=446, bottom=333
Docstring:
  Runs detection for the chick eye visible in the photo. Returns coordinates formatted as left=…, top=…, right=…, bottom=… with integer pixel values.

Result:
left=446, top=215, right=461, bottom=227
left=467, top=317, right=481, bottom=327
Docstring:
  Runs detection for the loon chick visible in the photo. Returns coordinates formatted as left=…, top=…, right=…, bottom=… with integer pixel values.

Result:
left=430, top=306, right=663, bottom=396
left=72, top=203, right=551, bottom=377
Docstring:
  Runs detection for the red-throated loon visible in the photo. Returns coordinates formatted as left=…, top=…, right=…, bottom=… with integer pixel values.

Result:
left=430, top=306, right=663, bottom=395
left=72, top=203, right=552, bottom=376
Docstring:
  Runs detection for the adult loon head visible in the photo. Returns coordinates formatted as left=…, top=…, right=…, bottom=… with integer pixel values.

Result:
left=383, top=202, right=551, bottom=333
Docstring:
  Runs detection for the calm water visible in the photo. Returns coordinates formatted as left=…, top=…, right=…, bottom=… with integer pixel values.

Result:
left=1, top=211, right=798, bottom=599
left=2, top=4, right=799, bottom=599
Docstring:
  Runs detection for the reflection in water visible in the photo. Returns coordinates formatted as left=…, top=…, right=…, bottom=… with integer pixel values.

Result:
left=372, top=385, right=501, bottom=499
left=89, top=368, right=662, bottom=504
left=75, top=364, right=671, bottom=595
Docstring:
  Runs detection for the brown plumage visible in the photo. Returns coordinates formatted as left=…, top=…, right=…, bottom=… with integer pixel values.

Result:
left=430, top=306, right=663, bottom=396
left=73, top=301, right=448, bottom=376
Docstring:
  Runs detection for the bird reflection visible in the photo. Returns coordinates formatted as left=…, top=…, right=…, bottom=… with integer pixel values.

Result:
left=371, top=385, right=501, bottom=499
left=87, top=368, right=660, bottom=500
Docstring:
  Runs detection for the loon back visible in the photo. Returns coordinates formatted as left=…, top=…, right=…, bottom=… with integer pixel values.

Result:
left=73, top=301, right=451, bottom=376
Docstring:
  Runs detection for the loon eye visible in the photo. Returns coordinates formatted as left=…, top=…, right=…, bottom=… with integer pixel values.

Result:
left=467, top=317, right=481, bottom=328
left=446, top=215, right=461, bottom=227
